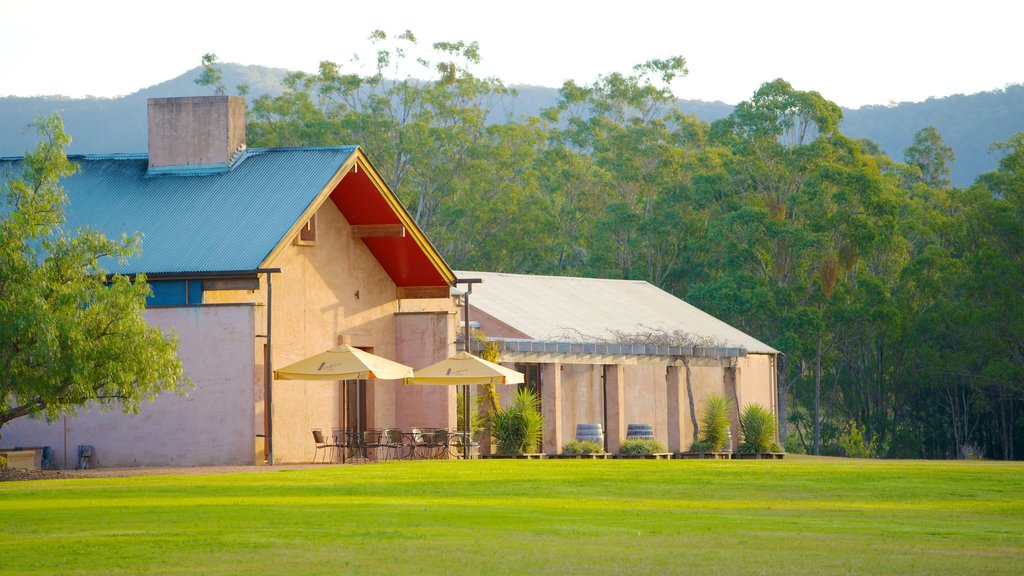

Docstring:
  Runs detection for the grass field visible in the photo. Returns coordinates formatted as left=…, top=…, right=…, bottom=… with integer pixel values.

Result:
left=1, top=456, right=1022, bottom=575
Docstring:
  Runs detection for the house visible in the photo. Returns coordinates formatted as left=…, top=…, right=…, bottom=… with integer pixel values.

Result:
left=2, top=95, right=780, bottom=466
left=1, top=96, right=461, bottom=466
left=458, top=271, right=779, bottom=454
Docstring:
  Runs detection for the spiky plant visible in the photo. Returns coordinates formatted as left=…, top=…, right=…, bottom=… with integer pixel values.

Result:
left=492, top=387, right=542, bottom=455
left=699, top=394, right=734, bottom=452
left=738, top=403, right=779, bottom=454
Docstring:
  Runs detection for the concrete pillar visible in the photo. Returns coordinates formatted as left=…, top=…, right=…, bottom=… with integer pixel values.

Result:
left=666, top=365, right=685, bottom=453
left=541, top=363, right=562, bottom=454
left=604, top=364, right=625, bottom=454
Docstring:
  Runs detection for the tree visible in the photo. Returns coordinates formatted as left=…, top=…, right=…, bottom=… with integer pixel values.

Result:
left=904, top=126, right=955, bottom=188
left=0, top=115, right=189, bottom=433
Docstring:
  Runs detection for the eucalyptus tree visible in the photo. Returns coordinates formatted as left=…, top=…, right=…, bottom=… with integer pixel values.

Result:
left=247, top=30, right=523, bottom=254
left=0, top=116, right=188, bottom=432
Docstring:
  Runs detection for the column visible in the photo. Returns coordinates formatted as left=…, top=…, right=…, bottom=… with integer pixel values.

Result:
left=604, top=364, right=625, bottom=454
left=541, top=363, right=562, bottom=454
left=666, top=365, right=685, bottom=453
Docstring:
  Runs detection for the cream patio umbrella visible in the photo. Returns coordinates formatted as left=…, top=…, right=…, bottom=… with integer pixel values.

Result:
left=275, top=345, right=414, bottom=461
left=404, top=351, right=524, bottom=386
left=274, top=344, right=413, bottom=381
left=405, top=351, right=525, bottom=458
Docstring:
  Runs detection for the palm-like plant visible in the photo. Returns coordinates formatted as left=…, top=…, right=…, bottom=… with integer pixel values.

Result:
left=697, top=393, right=734, bottom=452
left=738, top=403, right=779, bottom=454
left=492, top=387, right=542, bottom=455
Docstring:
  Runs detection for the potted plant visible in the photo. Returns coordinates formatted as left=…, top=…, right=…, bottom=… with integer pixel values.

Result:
left=736, top=403, right=783, bottom=459
left=679, top=394, right=734, bottom=459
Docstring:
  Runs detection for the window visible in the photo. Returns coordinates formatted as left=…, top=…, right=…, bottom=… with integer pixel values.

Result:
left=296, top=213, right=317, bottom=245
left=146, top=279, right=203, bottom=307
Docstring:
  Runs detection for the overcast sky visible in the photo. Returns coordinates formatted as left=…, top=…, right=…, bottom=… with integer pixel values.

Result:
left=1, top=0, right=1020, bottom=109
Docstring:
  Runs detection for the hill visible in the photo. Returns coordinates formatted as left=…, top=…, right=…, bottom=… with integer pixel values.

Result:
left=2, top=64, right=1022, bottom=187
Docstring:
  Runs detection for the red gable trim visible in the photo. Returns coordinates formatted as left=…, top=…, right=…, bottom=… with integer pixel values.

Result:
left=330, top=151, right=454, bottom=289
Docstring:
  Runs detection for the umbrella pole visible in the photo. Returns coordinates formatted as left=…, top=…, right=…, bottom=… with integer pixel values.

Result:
left=463, top=383, right=469, bottom=459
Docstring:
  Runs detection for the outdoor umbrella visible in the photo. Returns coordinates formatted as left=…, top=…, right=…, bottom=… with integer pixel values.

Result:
left=275, top=345, right=413, bottom=460
left=274, top=344, right=413, bottom=381
left=404, top=351, right=524, bottom=386
left=404, top=351, right=525, bottom=458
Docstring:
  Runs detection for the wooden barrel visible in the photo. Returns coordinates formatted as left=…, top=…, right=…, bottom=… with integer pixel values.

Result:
left=626, top=423, right=654, bottom=439
left=575, top=423, right=604, bottom=444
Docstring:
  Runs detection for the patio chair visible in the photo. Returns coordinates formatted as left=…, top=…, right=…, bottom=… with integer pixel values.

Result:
left=311, top=428, right=331, bottom=463
left=410, top=427, right=432, bottom=459
left=363, top=428, right=384, bottom=461
left=427, top=428, right=450, bottom=459
left=382, top=428, right=407, bottom=461
left=335, top=426, right=356, bottom=461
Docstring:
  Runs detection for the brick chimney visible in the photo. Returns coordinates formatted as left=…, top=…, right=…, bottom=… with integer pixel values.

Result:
left=147, top=96, right=246, bottom=174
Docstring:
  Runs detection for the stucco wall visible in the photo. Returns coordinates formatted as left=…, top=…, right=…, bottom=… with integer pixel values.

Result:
left=0, top=305, right=257, bottom=468
left=206, top=198, right=456, bottom=463
left=394, top=312, right=457, bottom=431
left=498, top=354, right=777, bottom=454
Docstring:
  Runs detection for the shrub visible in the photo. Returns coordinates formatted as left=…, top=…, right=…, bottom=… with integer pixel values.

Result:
left=563, top=439, right=604, bottom=455
left=619, top=438, right=666, bottom=455
left=738, top=403, right=780, bottom=454
left=838, top=420, right=878, bottom=458
left=492, top=387, right=542, bottom=455
left=688, top=439, right=713, bottom=453
left=0, top=454, right=7, bottom=469
left=783, top=434, right=806, bottom=454
left=698, top=394, right=734, bottom=452
left=960, top=443, right=985, bottom=460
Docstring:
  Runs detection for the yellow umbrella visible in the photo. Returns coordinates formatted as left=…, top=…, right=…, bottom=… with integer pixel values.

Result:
left=275, top=345, right=412, bottom=463
left=406, top=352, right=524, bottom=459
left=274, top=344, right=413, bottom=381
left=404, top=351, right=524, bottom=386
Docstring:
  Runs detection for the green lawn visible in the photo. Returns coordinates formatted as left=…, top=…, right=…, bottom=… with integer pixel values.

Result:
left=1, top=457, right=1022, bottom=575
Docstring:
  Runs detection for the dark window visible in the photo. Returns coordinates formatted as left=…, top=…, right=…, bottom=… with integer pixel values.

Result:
left=146, top=279, right=203, bottom=307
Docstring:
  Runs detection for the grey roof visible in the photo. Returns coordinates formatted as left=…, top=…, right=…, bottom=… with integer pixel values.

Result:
left=0, top=146, right=357, bottom=275
left=457, top=271, right=778, bottom=354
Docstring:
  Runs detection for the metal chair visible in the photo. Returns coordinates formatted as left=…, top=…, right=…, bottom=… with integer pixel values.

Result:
left=332, top=427, right=350, bottom=463
left=311, top=428, right=331, bottom=463
left=427, top=428, right=450, bottom=459
left=363, top=428, right=384, bottom=461
left=382, top=428, right=407, bottom=461
left=410, top=427, right=432, bottom=459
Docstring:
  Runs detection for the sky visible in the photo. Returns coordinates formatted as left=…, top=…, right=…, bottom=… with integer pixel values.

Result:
left=1, top=0, right=1020, bottom=109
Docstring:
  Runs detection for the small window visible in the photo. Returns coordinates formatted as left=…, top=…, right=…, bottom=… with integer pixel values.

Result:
left=297, top=213, right=318, bottom=246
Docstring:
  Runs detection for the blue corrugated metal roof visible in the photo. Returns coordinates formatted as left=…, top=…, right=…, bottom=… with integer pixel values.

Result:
left=0, top=146, right=358, bottom=275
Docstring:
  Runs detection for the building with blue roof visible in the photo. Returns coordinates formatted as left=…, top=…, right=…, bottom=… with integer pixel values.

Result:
left=2, top=96, right=462, bottom=466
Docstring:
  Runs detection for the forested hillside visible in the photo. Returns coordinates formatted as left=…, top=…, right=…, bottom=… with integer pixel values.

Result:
left=4, top=38, right=1022, bottom=460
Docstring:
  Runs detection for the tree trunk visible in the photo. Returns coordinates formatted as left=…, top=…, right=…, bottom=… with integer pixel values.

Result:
left=682, top=357, right=699, bottom=442
left=777, top=355, right=788, bottom=444
left=814, top=333, right=822, bottom=455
